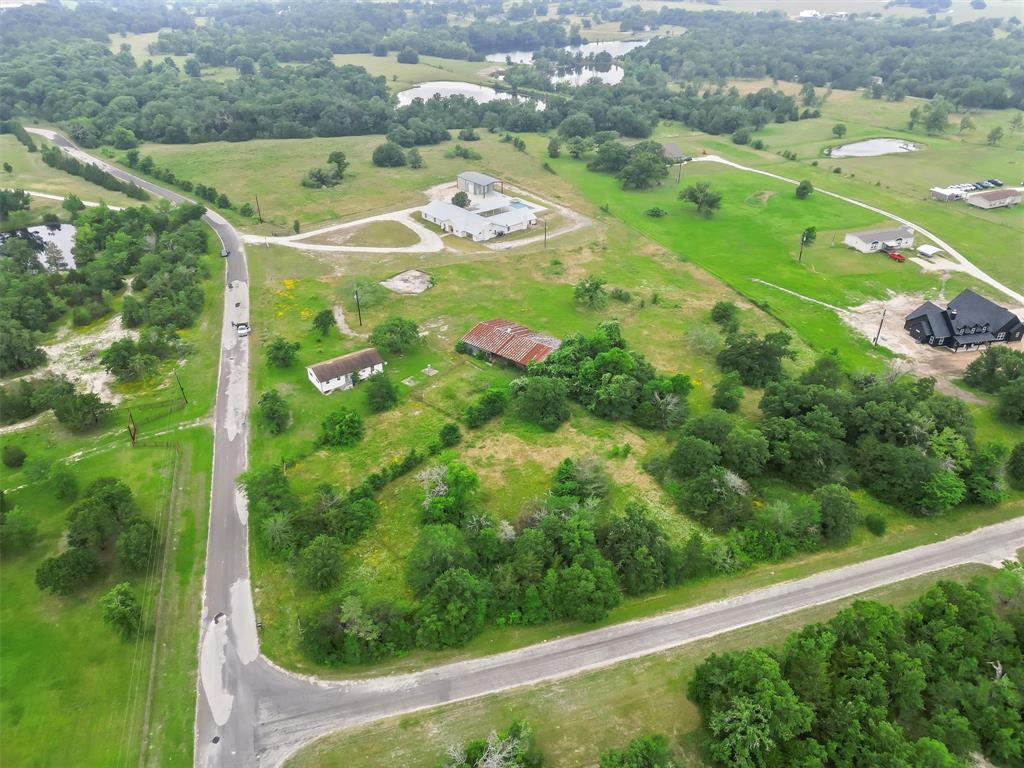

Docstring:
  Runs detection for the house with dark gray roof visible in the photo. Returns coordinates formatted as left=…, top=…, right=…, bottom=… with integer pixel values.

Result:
left=306, top=348, right=385, bottom=394
left=904, top=289, right=1023, bottom=351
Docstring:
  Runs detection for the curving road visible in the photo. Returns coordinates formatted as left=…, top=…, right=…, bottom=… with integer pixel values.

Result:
left=28, top=129, right=1024, bottom=768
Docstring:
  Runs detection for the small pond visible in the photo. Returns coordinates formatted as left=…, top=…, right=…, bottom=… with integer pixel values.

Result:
left=828, top=138, right=920, bottom=158
left=485, top=38, right=650, bottom=64
left=0, top=224, right=77, bottom=269
left=396, top=80, right=543, bottom=108
left=550, top=65, right=624, bottom=86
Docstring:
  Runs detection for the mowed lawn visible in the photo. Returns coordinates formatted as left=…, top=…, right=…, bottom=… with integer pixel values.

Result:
left=652, top=89, right=1024, bottom=290
left=286, top=564, right=996, bottom=768
left=548, top=151, right=995, bottom=370
left=330, top=52, right=494, bottom=92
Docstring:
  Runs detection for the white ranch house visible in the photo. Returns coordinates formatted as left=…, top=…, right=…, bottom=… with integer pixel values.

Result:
left=843, top=224, right=915, bottom=253
left=306, top=348, right=385, bottom=394
left=421, top=172, right=544, bottom=242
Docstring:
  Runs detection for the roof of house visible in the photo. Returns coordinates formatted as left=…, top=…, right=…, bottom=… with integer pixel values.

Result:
left=307, top=348, right=384, bottom=383
left=421, top=200, right=491, bottom=235
left=967, top=188, right=1021, bottom=203
left=848, top=224, right=915, bottom=242
left=906, top=289, right=1021, bottom=343
left=946, top=289, right=1019, bottom=333
left=462, top=319, right=561, bottom=366
left=457, top=170, right=500, bottom=187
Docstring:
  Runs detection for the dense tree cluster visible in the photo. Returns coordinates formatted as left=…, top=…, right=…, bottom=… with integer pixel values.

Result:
left=40, top=146, right=149, bottom=200
left=530, top=321, right=693, bottom=430
left=0, top=201, right=208, bottom=379
left=691, top=572, right=1024, bottom=767
left=35, top=477, right=156, bottom=595
left=628, top=10, right=1024, bottom=108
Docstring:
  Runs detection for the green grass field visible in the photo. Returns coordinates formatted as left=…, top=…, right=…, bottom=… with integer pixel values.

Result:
left=285, top=563, right=996, bottom=768
left=330, top=52, right=493, bottom=92
left=652, top=88, right=1024, bottom=289
left=300, top=219, right=421, bottom=247
left=0, top=228, right=225, bottom=768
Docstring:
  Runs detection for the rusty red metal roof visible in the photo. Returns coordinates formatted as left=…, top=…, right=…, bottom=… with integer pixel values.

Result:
left=462, top=320, right=561, bottom=366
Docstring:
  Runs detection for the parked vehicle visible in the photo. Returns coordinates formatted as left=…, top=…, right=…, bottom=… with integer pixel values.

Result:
left=887, top=251, right=906, bottom=263
left=221, top=247, right=230, bottom=258
left=235, top=322, right=250, bottom=337
left=988, top=179, right=1003, bottom=187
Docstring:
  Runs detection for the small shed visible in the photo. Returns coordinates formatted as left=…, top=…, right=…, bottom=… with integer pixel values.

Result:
left=457, top=171, right=502, bottom=197
left=916, top=245, right=943, bottom=258
left=306, top=348, right=385, bottom=394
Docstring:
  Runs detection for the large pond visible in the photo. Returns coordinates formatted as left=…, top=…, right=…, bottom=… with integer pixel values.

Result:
left=485, top=38, right=649, bottom=64
left=396, top=80, right=544, bottom=107
left=0, top=224, right=77, bottom=269
left=828, top=138, right=920, bottom=158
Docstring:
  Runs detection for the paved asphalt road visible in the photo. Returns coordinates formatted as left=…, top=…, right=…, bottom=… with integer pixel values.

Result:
left=28, top=130, right=1024, bottom=768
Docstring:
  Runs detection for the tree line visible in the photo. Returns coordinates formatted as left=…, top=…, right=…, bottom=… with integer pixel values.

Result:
left=628, top=10, right=1024, bottom=109
left=691, top=567, right=1024, bottom=767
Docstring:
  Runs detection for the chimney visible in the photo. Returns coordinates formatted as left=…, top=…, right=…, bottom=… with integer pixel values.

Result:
left=948, top=308, right=958, bottom=318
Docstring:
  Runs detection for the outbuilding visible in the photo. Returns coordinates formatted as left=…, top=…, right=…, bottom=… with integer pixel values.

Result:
left=306, top=347, right=385, bottom=394
left=966, top=188, right=1021, bottom=210
left=457, top=171, right=502, bottom=197
left=843, top=224, right=915, bottom=253
left=930, top=187, right=965, bottom=202
left=461, top=319, right=561, bottom=368
left=916, top=245, right=943, bottom=258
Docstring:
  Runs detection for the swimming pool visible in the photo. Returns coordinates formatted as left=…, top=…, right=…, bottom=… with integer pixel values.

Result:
left=508, top=200, right=529, bottom=209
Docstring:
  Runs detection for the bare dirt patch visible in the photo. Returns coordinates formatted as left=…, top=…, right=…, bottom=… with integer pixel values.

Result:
left=380, top=269, right=434, bottom=295
left=841, top=293, right=1024, bottom=402
left=11, top=315, right=137, bottom=402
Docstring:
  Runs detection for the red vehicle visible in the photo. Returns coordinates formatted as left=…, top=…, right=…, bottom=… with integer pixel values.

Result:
left=887, top=250, right=906, bottom=263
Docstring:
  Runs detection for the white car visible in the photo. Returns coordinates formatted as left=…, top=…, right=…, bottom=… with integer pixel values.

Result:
left=236, top=322, right=251, bottom=338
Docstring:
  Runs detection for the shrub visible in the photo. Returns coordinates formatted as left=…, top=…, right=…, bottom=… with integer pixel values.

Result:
left=371, top=142, right=407, bottom=168
left=368, top=317, right=420, bottom=354
left=439, top=422, right=461, bottom=448
left=2, top=444, right=26, bottom=468
left=100, top=582, right=142, bottom=639
left=645, top=206, right=667, bottom=217
left=710, top=300, right=739, bottom=328
left=264, top=336, right=300, bottom=368
left=1008, top=442, right=1024, bottom=491
left=610, top=287, right=632, bottom=303
left=318, top=407, right=364, bottom=448
left=465, top=387, right=508, bottom=427
left=117, top=517, right=158, bottom=571
left=258, top=389, right=290, bottom=434
left=297, top=535, right=343, bottom=590
left=0, top=508, right=38, bottom=553
left=396, top=47, right=418, bottom=64
left=35, top=547, right=100, bottom=595
left=711, top=372, right=744, bottom=412
left=864, top=512, right=887, bottom=536
left=511, top=376, right=570, bottom=431
left=365, top=374, right=398, bottom=413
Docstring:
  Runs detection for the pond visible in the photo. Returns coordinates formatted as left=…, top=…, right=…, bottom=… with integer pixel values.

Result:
left=550, top=65, right=625, bottom=86
left=485, top=38, right=650, bottom=64
left=828, top=138, right=920, bottom=158
left=396, top=80, right=544, bottom=108
left=0, top=224, right=77, bottom=269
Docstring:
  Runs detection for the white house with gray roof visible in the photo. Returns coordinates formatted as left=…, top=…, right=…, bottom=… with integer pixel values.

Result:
left=843, top=224, right=915, bottom=253
left=421, top=173, right=544, bottom=242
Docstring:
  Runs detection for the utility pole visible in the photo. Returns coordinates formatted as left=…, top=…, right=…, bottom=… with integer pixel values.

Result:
left=543, top=219, right=547, bottom=248
left=677, top=161, right=682, bottom=184
left=354, top=290, right=362, bottom=327
left=254, top=195, right=264, bottom=224
left=873, top=308, right=887, bottom=346
left=174, top=371, right=188, bottom=404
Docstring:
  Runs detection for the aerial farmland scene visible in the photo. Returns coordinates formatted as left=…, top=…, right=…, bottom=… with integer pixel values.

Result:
left=2, top=0, right=1024, bottom=766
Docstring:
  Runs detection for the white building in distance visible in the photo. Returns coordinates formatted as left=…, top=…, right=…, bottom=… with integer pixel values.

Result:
left=421, top=172, right=544, bottom=242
